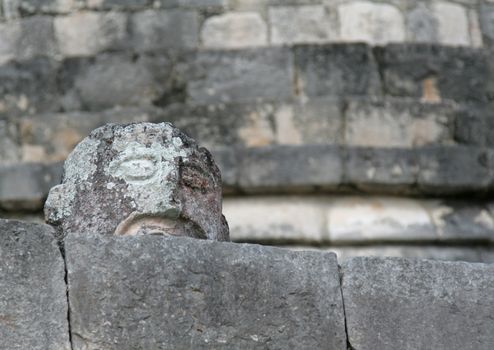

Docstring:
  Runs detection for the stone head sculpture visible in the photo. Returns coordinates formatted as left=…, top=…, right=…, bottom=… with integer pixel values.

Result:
left=45, top=122, right=229, bottom=241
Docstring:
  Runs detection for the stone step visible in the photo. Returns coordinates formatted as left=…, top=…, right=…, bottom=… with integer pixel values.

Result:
left=1, top=144, right=494, bottom=210
left=0, top=44, right=492, bottom=120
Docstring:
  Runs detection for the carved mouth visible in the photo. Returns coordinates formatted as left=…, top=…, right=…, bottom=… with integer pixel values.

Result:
left=114, top=213, right=178, bottom=236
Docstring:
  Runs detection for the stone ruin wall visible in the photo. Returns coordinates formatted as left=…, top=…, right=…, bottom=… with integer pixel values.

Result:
left=1, top=0, right=494, bottom=262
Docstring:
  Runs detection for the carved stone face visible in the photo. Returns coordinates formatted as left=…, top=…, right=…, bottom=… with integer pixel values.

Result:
left=45, top=123, right=229, bottom=241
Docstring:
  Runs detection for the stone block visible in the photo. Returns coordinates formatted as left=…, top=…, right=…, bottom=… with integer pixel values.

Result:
left=15, top=16, right=58, bottom=59
left=432, top=2, right=470, bottom=46
left=293, top=44, right=381, bottom=98
left=269, top=5, right=332, bottom=45
left=210, top=147, right=238, bottom=189
left=60, top=54, right=173, bottom=111
left=0, top=162, right=62, bottom=210
left=224, top=196, right=328, bottom=243
left=182, top=47, right=293, bottom=103
left=201, top=12, right=267, bottom=48
left=0, top=57, right=60, bottom=117
left=160, top=0, right=226, bottom=10
left=0, top=21, right=20, bottom=64
left=341, top=257, right=494, bottom=350
left=417, top=145, right=491, bottom=194
left=344, top=98, right=453, bottom=148
left=0, top=119, right=20, bottom=163
left=480, top=4, right=494, bottom=46
left=331, top=246, right=484, bottom=263
left=238, top=144, right=343, bottom=192
left=0, top=219, right=70, bottom=349
left=423, top=200, right=494, bottom=242
left=5, top=0, right=77, bottom=14
left=55, top=11, right=127, bottom=57
left=344, top=147, right=418, bottom=192
left=85, top=0, right=151, bottom=10
left=65, top=234, right=347, bottom=349
left=131, top=9, right=199, bottom=51
left=338, top=1, right=405, bottom=45
left=374, top=44, right=491, bottom=103
left=327, top=197, right=436, bottom=243
left=407, top=3, right=438, bottom=43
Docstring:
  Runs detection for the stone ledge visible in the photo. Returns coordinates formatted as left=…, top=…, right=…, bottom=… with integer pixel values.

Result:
left=65, top=233, right=347, bottom=349
left=341, top=257, right=494, bottom=350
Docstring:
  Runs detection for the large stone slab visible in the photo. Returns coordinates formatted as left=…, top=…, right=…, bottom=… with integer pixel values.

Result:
left=341, top=257, right=494, bottom=350
left=0, top=219, right=70, bottom=350
left=65, top=234, right=347, bottom=349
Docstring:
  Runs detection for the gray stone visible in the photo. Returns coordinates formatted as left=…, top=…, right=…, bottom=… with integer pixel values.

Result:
left=210, top=147, right=238, bottom=190
left=65, top=234, right=346, bottom=349
left=131, top=9, right=199, bottom=51
left=0, top=57, right=60, bottom=117
left=4, top=0, right=76, bottom=14
left=86, top=0, right=151, bottom=10
left=293, top=44, right=381, bottom=98
left=60, top=54, right=173, bottom=111
left=0, top=219, right=70, bottom=350
left=480, top=4, right=494, bottom=46
left=237, top=145, right=343, bottom=192
left=374, top=44, right=492, bottom=103
left=344, top=147, right=418, bottom=193
left=45, top=123, right=229, bottom=241
left=16, top=16, right=59, bottom=59
left=417, top=145, right=491, bottom=194
left=181, top=47, right=293, bottom=103
left=341, top=257, right=494, bottom=350
left=407, top=3, right=438, bottom=43
left=0, top=162, right=62, bottom=211
left=0, top=119, right=20, bottom=163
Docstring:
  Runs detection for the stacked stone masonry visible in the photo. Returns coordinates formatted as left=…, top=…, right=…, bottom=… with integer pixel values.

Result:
left=1, top=0, right=494, bottom=55
left=1, top=219, right=493, bottom=349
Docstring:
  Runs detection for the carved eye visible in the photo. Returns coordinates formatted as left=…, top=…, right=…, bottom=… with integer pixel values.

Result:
left=181, top=164, right=211, bottom=190
left=115, top=156, right=159, bottom=183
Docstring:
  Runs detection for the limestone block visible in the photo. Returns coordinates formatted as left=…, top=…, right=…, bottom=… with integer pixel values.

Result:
left=65, top=234, right=347, bottom=349
left=480, top=4, right=494, bottom=46
left=237, top=144, right=343, bottom=192
left=293, top=44, right=381, bottom=98
left=201, top=12, right=267, bottom=48
left=269, top=5, right=332, bottom=45
left=131, top=9, right=199, bottom=51
left=55, top=11, right=127, bottom=57
left=160, top=0, right=226, bottom=9
left=407, top=3, right=438, bottom=43
left=327, top=197, right=436, bottom=242
left=417, top=145, right=492, bottom=194
left=0, top=162, right=62, bottom=211
left=0, top=119, right=20, bottom=163
left=4, top=0, right=77, bottom=14
left=0, top=57, right=60, bottom=116
left=341, top=257, right=494, bottom=349
left=338, top=1, right=405, bottom=45
left=374, top=44, right=492, bottom=103
left=86, top=0, right=150, bottom=9
left=432, top=2, right=470, bottom=46
left=224, top=196, right=328, bottom=243
left=0, top=219, right=70, bottom=350
left=0, top=21, right=19, bottom=64
left=344, top=147, right=418, bottom=192
left=344, top=98, right=453, bottom=148
left=183, top=48, right=293, bottom=103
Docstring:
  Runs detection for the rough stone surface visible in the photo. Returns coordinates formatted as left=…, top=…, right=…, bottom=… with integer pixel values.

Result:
left=131, top=9, right=199, bottom=51
left=269, top=5, right=332, bottom=45
left=54, top=11, right=127, bottom=57
left=480, top=4, right=494, bottom=46
left=182, top=48, right=293, bottom=103
left=341, top=257, right=494, bottom=350
left=224, top=196, right=327, bottom=243
left=0, top=219, right=70, bottom=350
left=65, top=234, right=347, bottom=350
left=201, top=12, right=267, bottom=48
left=338, top=1, right=405, bottom=45
left=407, top=3, right=438, bottom=43
left=328, top=197, right=436, bottom=242
left=294, top=44, right=381, bottom=98
left=432, top=1, right=470, bottom=46
left=45, top=123, right=229, bottom=240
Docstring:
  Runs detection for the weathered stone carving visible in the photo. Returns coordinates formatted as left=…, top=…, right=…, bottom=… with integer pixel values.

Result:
left=45, top=122, right=229, bottom=240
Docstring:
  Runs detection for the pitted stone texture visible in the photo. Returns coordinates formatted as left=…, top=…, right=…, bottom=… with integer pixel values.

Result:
left=0, top=219, right=70, bottom=350
left=432, top=2, right=470, bottom=46
left=45, top=122, right=229, bottom=241
left=65, top=234, right=346, bottom=350
left=341, top=257, right=494, bottom=350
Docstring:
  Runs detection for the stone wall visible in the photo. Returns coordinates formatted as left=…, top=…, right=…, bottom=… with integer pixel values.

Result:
left=1, top=0, right=494, bottom=262
left=2, top=219, right=494, bottom=350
